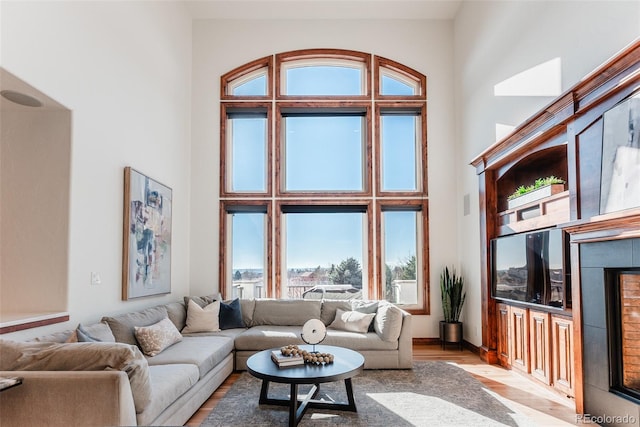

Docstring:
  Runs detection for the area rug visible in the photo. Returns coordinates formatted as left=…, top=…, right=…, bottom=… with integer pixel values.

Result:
left=201, top=361, right=535, bottom=426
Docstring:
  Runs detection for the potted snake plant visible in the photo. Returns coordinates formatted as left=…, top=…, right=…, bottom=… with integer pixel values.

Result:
left=439, top=266, right=466, bottom=350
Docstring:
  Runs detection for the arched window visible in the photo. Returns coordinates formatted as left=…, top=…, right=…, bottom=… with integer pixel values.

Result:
left=220, top=49, right=428, bottom=313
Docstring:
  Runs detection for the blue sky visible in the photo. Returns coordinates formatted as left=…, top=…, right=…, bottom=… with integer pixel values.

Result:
left=232, top=211, right=417, bottom=270
left=229, top=65, right=419, bottom=270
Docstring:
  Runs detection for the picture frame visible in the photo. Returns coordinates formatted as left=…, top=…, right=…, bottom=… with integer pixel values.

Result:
left=600, top=92, right=640, bottom=214
left=122, top=167, right=172, bottom=300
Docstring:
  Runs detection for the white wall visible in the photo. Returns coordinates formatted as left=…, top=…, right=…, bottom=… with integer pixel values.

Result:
left=454, top=0, right=640, bottom=346
left=1, top=0, right=193, bottom=339
left=190, top=19, right=458, bottom=338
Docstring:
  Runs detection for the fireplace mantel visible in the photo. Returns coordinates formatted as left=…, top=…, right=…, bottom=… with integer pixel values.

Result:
left=562, top=209, right=640, bottom=243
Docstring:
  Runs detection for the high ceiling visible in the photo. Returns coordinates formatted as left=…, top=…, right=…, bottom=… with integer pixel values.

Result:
left=182, top=0, right=463, bottom=20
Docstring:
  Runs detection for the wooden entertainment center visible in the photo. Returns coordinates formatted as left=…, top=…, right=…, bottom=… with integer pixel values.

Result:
left=471, top=39, right=640, bottom=413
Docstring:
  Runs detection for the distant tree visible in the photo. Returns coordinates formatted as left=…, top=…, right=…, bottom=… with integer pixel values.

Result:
left=233, top=270, right=242, bottom=281
left=329, top=257, right=362, bottom=288
left=314, top=265, right=322, bottom=277
left=385, top=264, right=393, bottom=299
left=385, top=255, right=416, bottom=300
left=399, top=255, right=417, bottom=280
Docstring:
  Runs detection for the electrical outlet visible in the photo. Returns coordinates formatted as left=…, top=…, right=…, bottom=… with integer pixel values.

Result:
left=91, top=272, right=102, bottom=286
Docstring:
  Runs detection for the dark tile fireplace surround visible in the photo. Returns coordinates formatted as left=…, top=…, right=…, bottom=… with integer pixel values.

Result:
left=580, top=237, right=640, bottom=426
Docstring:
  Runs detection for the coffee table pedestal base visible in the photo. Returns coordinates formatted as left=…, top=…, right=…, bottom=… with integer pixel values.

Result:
left=259, top=378, right=357, bottom=427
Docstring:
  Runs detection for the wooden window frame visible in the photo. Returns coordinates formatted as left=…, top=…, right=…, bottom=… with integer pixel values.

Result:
left=275, top=102, right=373, bottom=198
left=376, top=200, right=430, bottom=314
left=276, top=49, right=371, bottom=100
left=275, top=200, right=374, bottom=299
left=375, top=102, right=428, bottom=197
left=221, top=55, right=273, bottom=100
left=220, top=102, right=273, bottom=198
left=374, top=56, right=427, bottom=100
left=219, top=49, right=429, bottom=312
left=219, top=200, right=272, bottom=300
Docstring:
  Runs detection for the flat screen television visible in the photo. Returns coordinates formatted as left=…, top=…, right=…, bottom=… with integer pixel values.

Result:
left=491, top=228, right=569, bottom=308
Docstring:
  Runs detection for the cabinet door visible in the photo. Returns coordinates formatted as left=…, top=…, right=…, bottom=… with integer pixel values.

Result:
left=510, top=306, right=530, bottom=373
left=497, top=303, right=511, bottom=366
left=551, top=315, right=574, bottom=397
left=529, top=310, right=551, bottom=385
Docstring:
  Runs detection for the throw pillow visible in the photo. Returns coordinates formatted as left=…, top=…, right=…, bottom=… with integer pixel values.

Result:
left=76, top=323, right=101, bottom=342
left=351, top=300, right=379, bottom=332
left=374, top=301, right=404, bottom=342
left=220, top=298, right=245, bottom=330
left=102, top=306, right=168, bottom=346
left=329, top=308, right=375, bottom=333
left=182, top=299, right=221, bottom=334
left=134, top=317, right=183, bottom=356
left=183, top=293, right=218, bottom=309
left=64, top=323, right=104, bottom=343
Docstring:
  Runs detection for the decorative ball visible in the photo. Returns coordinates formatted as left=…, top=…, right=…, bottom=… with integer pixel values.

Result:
left=280, top=345, right=334, bottom=365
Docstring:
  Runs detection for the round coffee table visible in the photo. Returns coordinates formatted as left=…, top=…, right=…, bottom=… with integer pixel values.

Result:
left=246, top=345, right=364, bottom=427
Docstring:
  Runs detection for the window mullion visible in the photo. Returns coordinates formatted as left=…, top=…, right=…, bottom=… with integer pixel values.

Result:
left=221, top=50, right=428, bottom=312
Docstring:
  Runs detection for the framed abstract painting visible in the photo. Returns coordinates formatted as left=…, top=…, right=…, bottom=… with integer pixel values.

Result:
left=122, top=167, right=172, bottom=300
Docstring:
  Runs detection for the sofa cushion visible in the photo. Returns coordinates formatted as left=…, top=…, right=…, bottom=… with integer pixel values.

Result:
left=320, top=300, right=351, bottom=326
left=0, top=340, right=151, bottom=413
left=102, top=306, right=168, bottom=346
left=134, top=318, right=183, bottom=357
left=137, top=363, right=199, bottom=427
left=240, top=299, right=256, bottom=327
left=329, top=308, right=375, bottom=333
left=182, top=328, right=246, bottom=340
left=323, top=330, right=398, bottom=350
left=251, top=299, right=321, bottom=326
left=220, top=298, right=245, bottom=329
left=145, top=336, right=234, bottom=379
left=165, top=301, right=187, bottom=331
left=33, top=321, right=116, bottom=344
left=182, top=299, right=221, bottom=334
left=184, top=293, right=218, bottom=308
left=233, top=326, right=305, bottom=351
left=374, top=301, right=404, bottom=342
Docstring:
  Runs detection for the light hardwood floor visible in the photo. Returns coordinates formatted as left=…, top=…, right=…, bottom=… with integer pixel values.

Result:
left=185, top=343, right=578, bottom=426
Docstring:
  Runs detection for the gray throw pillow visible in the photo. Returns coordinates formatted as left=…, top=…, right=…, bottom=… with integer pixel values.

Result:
left=76, top=324, right=100, bottom=342
left=102, top=306, right=168, bottom=346
left=329, top=308, right=375, bottom=333
left=374, top=301, right=404, bottom=342
left=183, top=294, right=218, bottom=309
left=351, top=300, right=379, bottom=332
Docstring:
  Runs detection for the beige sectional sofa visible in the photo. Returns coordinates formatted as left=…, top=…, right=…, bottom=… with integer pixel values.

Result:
left=0, top=298, right=411, bottom=427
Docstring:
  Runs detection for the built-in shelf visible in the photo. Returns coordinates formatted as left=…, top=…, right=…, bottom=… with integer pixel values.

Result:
left=0, top=312, right=69, bottom=334
left=472, top=39, right=640, bottom=413
left=498, top=190, right=570, bottom=235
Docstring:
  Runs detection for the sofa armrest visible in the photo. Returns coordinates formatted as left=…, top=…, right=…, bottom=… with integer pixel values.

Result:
left=0, top=371, right=137, bottom=427
left=397, top=308, right=413, bottom=368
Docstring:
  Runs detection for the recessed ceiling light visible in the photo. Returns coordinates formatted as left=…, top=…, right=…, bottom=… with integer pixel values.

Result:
left=1, top=90, right=43, bottom=107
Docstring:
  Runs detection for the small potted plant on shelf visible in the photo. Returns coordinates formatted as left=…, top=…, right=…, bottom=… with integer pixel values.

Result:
left=439, top=266, right=466, bottom=351
left=507, top=176, right=566, bottom=209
